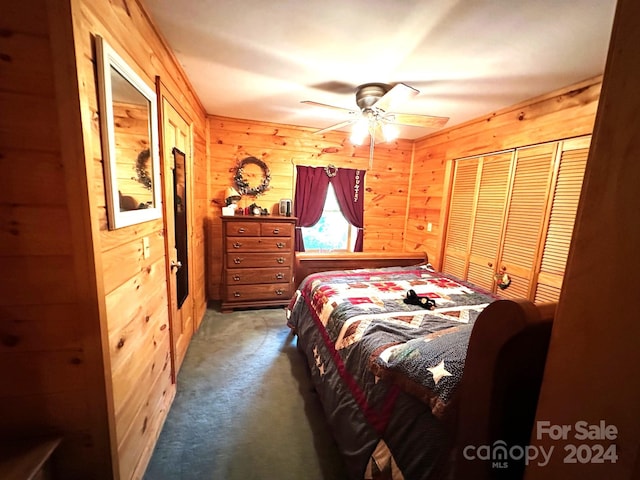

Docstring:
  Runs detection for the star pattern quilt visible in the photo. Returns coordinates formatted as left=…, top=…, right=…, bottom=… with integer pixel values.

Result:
left=287, top=265, right=496, bottom=480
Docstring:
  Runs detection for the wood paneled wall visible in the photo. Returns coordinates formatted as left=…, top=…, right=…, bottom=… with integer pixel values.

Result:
left=73, top=0, right=208, bottom=477
left=207, top=76, right=602, bottom=296
left=206, top=116, right=414, bottom=299
left=527, top=1, right=640, bottom=478
left=1, top=0, right=207, bottom=478
left=0, top=0, right=114, bottom=476
left=407, top=76, right=602, bottom=267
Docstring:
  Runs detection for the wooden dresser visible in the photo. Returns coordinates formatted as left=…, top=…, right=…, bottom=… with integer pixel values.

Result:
left=221, top=215, right=296, bottom=312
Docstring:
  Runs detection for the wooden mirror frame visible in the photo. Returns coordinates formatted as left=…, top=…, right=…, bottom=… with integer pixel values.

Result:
left=95, top=35, right=162, bottom=229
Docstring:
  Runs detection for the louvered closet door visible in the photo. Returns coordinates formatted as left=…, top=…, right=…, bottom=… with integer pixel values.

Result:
left=497, top=144, right=556, bottom=300
left=442, top=159, right=479, bottom=279
left=534, top=136, right=591, bottom=303
left=467, top=153, right=513, bottom=291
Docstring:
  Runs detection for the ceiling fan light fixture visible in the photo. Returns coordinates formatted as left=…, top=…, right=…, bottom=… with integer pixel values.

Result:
left=350, top=117, right=369, bottom=145
left=381, top=122, right=399, bottom=142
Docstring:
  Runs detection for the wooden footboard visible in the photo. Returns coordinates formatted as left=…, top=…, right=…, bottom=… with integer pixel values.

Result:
left=453, top=300, right=556, bottom=480
left=294, top=251, right=427, bottom=288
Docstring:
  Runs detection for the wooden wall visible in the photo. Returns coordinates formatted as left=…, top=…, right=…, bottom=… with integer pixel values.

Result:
left=1, top=0, right=207, bottom=478
left=73, top=0, right=208, bottom=477
left=0, top=0, right=114, bottom=476
left=408, top=76, right=602, bottom=267
left=527, top=0, right=640, bottom=477
left=206, top=116, right=414, bottom=299
left=206, top=75, right=602, bottom=299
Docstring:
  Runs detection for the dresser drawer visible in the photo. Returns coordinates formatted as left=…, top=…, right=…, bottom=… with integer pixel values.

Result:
left=225, top=222, right=261, bottom=236
left=227, top=252, right=293, bottom=268
left=226, top=236, right=292, bottom=252
left=261, top=222, right=294, bottom=237
left=226, top=267, right=291, bottom=285
left=225, top=283, right=292, bottom=302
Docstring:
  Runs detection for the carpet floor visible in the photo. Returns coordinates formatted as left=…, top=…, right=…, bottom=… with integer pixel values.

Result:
left=143, top=304, right=349, bottom=480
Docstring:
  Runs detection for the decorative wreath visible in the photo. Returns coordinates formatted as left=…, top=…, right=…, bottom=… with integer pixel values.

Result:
left=234, top=156, right=271, bottom=196
left=135, top=149, right=153, bottom=190
left=324, top=164, right=338, bottom=178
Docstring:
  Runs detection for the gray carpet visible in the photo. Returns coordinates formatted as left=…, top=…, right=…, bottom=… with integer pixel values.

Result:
left=143, top=304, right=348, bottom=480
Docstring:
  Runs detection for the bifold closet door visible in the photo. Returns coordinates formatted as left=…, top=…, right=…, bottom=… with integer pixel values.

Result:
left=442, top=152, right=512, bottom=291
left=534, top=136, right=591, bottom=303
left=496, top=143, right=556, bottom=300
left=443, top=136, right=590, bottom=302
left=442, top=159, right=479, bottom=279
left=466, top=152, right=513, bottom=291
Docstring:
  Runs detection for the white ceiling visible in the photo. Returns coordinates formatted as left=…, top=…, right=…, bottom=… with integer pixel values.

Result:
left=143, top=0, right=617, bottom=140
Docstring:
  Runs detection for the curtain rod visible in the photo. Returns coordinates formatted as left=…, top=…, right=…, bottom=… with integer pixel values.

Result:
left=289, top=158, right=369, bottom=171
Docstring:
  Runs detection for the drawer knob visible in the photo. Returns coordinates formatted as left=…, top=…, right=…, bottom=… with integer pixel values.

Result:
left=233, top=258, right=242, bottom=264
left=275, top=289, right=284, bottom=296
left=273, top=228, right=280, bottom=234
left=233, top=242, right=242, bottom=249
left=276, top=257, right=285, bottom=264
left=233, top=275, right=241, bottom=281
left=234, top=291, right=241, bottom=297
left=275, top=272, right=284, bottom=280
left=276, top=242, right=285, bottom=249
left=238, top=228, right=245, bottom=233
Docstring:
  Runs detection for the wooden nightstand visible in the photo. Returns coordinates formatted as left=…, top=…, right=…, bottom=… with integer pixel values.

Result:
left=221, top=215, right=296, bottom=312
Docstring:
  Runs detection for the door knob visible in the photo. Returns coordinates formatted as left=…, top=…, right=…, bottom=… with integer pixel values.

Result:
left=171, top=260, right=182, bottom=272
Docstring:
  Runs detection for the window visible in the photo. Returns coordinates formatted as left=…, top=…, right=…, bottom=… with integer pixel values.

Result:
left=301, top=183, right=357, bottom=251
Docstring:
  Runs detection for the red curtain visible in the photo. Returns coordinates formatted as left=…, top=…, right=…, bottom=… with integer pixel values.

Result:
left=294, top=165, right=366, bottom=252
left=332, top=168, right=366, bottom=252
left=293, top=165, right=330, bottom=251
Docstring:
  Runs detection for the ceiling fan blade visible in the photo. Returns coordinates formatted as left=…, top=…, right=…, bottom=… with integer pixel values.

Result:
left=373, top=83, right=419, bottom=112
left=385, top=112, right=449, bottom=129
left=308, top=81, right=357, bottom=94
left=313, top=119, right=357, bottom=135
left=301, top=100, right=356, bottom=114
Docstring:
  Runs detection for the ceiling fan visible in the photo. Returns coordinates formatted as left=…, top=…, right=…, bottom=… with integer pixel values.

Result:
left=302, top=82, right=449, bottom=168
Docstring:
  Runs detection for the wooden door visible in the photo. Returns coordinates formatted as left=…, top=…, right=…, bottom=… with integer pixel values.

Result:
left=533, top=136, right=591, bottom=302
left=161, top=97, right=193, bottom=379
left=466, top=152, right=513, bottom=291
left=496, top=143, right=556, bottom=300
left=442, top=159, right=479, bottom=279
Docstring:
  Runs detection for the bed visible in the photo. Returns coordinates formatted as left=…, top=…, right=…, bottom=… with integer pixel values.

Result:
left=286, top=259, right=554, bottom=480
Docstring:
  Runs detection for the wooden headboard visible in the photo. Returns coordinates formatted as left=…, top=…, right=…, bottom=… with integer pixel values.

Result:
left=452, top=299, right=556, bottom=480
left=294, top=251, right=428, bottom=288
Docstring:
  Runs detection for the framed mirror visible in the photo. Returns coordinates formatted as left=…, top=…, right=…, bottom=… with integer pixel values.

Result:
left=95, top=35, right=162, bottom=229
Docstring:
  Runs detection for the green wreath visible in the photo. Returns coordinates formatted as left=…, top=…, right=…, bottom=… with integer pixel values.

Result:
left=234, top=156, right=271, bottom=196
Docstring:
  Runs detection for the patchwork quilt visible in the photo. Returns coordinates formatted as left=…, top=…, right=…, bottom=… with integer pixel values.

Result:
left=287, top=265, right=495, bottom=480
